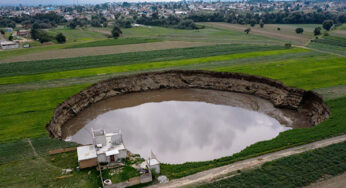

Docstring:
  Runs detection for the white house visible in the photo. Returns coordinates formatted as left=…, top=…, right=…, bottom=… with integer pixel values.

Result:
left=77, top=129, right=127, bottom=169
left=0, top=41, right=19, bottom=50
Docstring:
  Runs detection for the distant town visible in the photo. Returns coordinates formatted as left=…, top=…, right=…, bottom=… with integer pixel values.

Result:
left=1, top=1, right=345, bottom=22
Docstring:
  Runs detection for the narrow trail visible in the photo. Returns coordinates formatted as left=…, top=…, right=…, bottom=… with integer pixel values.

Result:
left=26, top=138, right=61, bottom=170
left=149, top=134, right=346, bottom=188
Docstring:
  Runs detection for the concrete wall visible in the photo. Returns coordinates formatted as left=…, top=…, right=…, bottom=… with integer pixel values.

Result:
left=46, top=70, right=330, bottom=139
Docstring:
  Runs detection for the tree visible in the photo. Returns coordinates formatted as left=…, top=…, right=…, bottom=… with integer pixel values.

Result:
left=277, top=27, right=281, bottom=31
left=314, top=27, right=322, bottom=36
left=0, top=29, right=4, bottom=35
left=295, top=27, right=304, bottom=34
left=249, top=19, right=256, bottom=27
left=8, top=35, right=13, bottom=41
left=244, top=28, right=251, bottom=34
left=112, top=25, right=122, bottom=39
left=259, top=20, right=264, bottom=28
left=69, top=22, right=77, bottom=29
left=55, top=33, right=66, bottom=43
left=322, top=20, right=334, bottom=31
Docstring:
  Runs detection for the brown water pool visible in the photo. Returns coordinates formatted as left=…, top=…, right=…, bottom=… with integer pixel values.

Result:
left=63, top=89, right=309, bottom=164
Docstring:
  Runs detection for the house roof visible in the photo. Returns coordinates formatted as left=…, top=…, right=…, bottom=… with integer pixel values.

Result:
left=77, top=145, right=97, bottom=161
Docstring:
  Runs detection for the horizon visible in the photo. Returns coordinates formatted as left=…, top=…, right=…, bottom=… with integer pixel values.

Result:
left=0, top=0, right=293, bottom=7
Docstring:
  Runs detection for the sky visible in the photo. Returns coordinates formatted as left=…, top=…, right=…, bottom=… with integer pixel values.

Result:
left=0, top=0, right=184, bottom=6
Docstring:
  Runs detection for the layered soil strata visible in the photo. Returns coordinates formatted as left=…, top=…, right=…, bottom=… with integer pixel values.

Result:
left=46, top=70, right=330, bottom=139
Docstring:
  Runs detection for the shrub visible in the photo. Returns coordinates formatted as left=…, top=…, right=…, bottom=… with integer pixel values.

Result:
left=284, top=43, right=292, bottom=48
left=112, top=25, right=122, bottom=39
left=314, top=27, right=322, bottom=36
left=55, top=33, right=66, bottom=44
left=244, top=28, right=251, bottom=34
left=295, top=27, right=304, bottom=34
left=322, top=20, right=334, bottom=31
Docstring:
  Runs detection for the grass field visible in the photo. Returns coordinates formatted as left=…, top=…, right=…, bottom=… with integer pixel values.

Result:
left=66, top=38, right=161, bottom=49
left=47, top=27, right=108, bottom=43
left=199, top=141, right=346, bottom=188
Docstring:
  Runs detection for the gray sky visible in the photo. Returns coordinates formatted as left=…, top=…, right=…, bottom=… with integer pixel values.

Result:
left=0, top=0, right=182, bottom=6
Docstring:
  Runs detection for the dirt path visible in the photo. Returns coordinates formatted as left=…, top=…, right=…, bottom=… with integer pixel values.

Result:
left=0, top=41, right=211, bottom=63
left=304, top=172, right=346, bottom=188
left=149, top=134, right=346, bottom=188
left=203, top=22, right=311, bottom=44
left=27, top=138, right=61, bottom=170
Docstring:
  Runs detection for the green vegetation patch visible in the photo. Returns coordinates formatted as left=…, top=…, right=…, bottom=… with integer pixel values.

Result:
left=0, top=84, right=89, bottom=142
left=311, top=36, right=346, bottom=48
left=66, top=38, right=161, bottom=49
left=199, top=141, right=346, bottom=188
left=47, top=27, right=107, bottom=43
left=0, top=48, right=307, bottom=85
left=103, top=166, right=140, bottom=183
left=211, top=54, right=346, bottom=90
left=0, top=44, right=283, bottom=77
left=161, top=96, right=346, bottom=179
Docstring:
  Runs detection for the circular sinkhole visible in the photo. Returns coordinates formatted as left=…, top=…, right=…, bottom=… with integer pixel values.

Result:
left=62, top=89, right=308, bottom=164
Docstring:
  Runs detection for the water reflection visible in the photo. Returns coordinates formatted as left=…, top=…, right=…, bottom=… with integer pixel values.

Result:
left=70, top=101, right=290, bottom=164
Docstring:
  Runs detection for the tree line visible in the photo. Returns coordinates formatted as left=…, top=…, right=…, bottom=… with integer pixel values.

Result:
left=187, top=11, right=345, bottom=25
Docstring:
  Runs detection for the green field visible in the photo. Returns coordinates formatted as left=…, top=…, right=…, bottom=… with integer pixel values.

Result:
left=0, top=24, right=346, bottom=187
left=66, top=38, right=161, bottom=49
left=47, top=27, right=108, bottom=43
left=199, top=141, right=346, bottom=188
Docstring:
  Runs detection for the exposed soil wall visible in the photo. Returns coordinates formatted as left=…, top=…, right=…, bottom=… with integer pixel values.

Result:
left=46, top=70, right=330, bottom=139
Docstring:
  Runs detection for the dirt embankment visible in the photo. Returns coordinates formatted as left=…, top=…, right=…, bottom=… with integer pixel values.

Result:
left=46, top=70, right=330, bottom=139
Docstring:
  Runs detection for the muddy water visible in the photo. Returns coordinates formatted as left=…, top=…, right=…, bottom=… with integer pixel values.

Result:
left=63, top=89, right=307, bottom=164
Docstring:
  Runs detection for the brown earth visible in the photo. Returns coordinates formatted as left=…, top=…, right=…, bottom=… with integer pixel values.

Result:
left=0, top=41, right=210, bottom=63
left=46, top=70, right=330, bottom=139
left=203, top=22, right=311, bottom=44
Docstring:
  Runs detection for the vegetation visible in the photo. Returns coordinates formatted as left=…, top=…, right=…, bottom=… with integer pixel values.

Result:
left=295, top=27, right=304, bottom=34
left=323, top=19, right=334, bottom=31
left=188, top=11, right=345, bottom=25
left=199, top=141, right=346, bottom=188
left=314, top=26, right=322, bottom=36
left=112, top=25, right=122, bottom=39
left=311, top=35, right=346, bottom=48
left=66, top=38, right=160, bottom=49
left=103, top=165, right=140, bottom=183
left=0, top=44, right=283, bottom=77
left=55, top=33, right=66, bottom=44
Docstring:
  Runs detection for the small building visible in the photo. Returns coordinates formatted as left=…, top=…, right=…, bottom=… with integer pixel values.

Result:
left=77, top=145, right=98, bottom=169
left=0, top=41, right=19, bottom=50
left=77, top=129, right=127, bottom=169
left=17, top=30, right=30, bottom=37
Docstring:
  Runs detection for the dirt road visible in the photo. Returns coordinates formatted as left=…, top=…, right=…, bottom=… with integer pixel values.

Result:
left=0, top=41, right=211, bottom=63
left=149, top=134, right=346, bottom=188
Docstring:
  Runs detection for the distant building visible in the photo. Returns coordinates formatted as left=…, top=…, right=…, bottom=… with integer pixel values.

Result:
left=77, top=129, right=127, bottom=169
left=17, top=30, right=30, bottom=37
left=0, top=41, right=19, bottom=50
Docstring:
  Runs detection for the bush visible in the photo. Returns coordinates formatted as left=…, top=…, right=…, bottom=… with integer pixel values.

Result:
left=8, top=35, right=13, bottom=41
left=284, top=43, right=292, bottom=48
left=295, top=27, right=304, bottom=34
left=55, top=33, right=66, bottom=43
left=111, top=25, right=122, bottom=39
left=314, top=27, right=322, bottom=36
left=244, top=28, right=251, bottom=34
left=177, top=19, right=198, bottom=30
left=277, top=27, right=281, bottom=31
left=249, top=19, right=256, bottom=27
left=322, top=20, right=334, bottom=31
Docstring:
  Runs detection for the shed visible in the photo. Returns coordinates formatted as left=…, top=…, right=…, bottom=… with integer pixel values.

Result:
left=77, top=145, right=98, bottom=169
